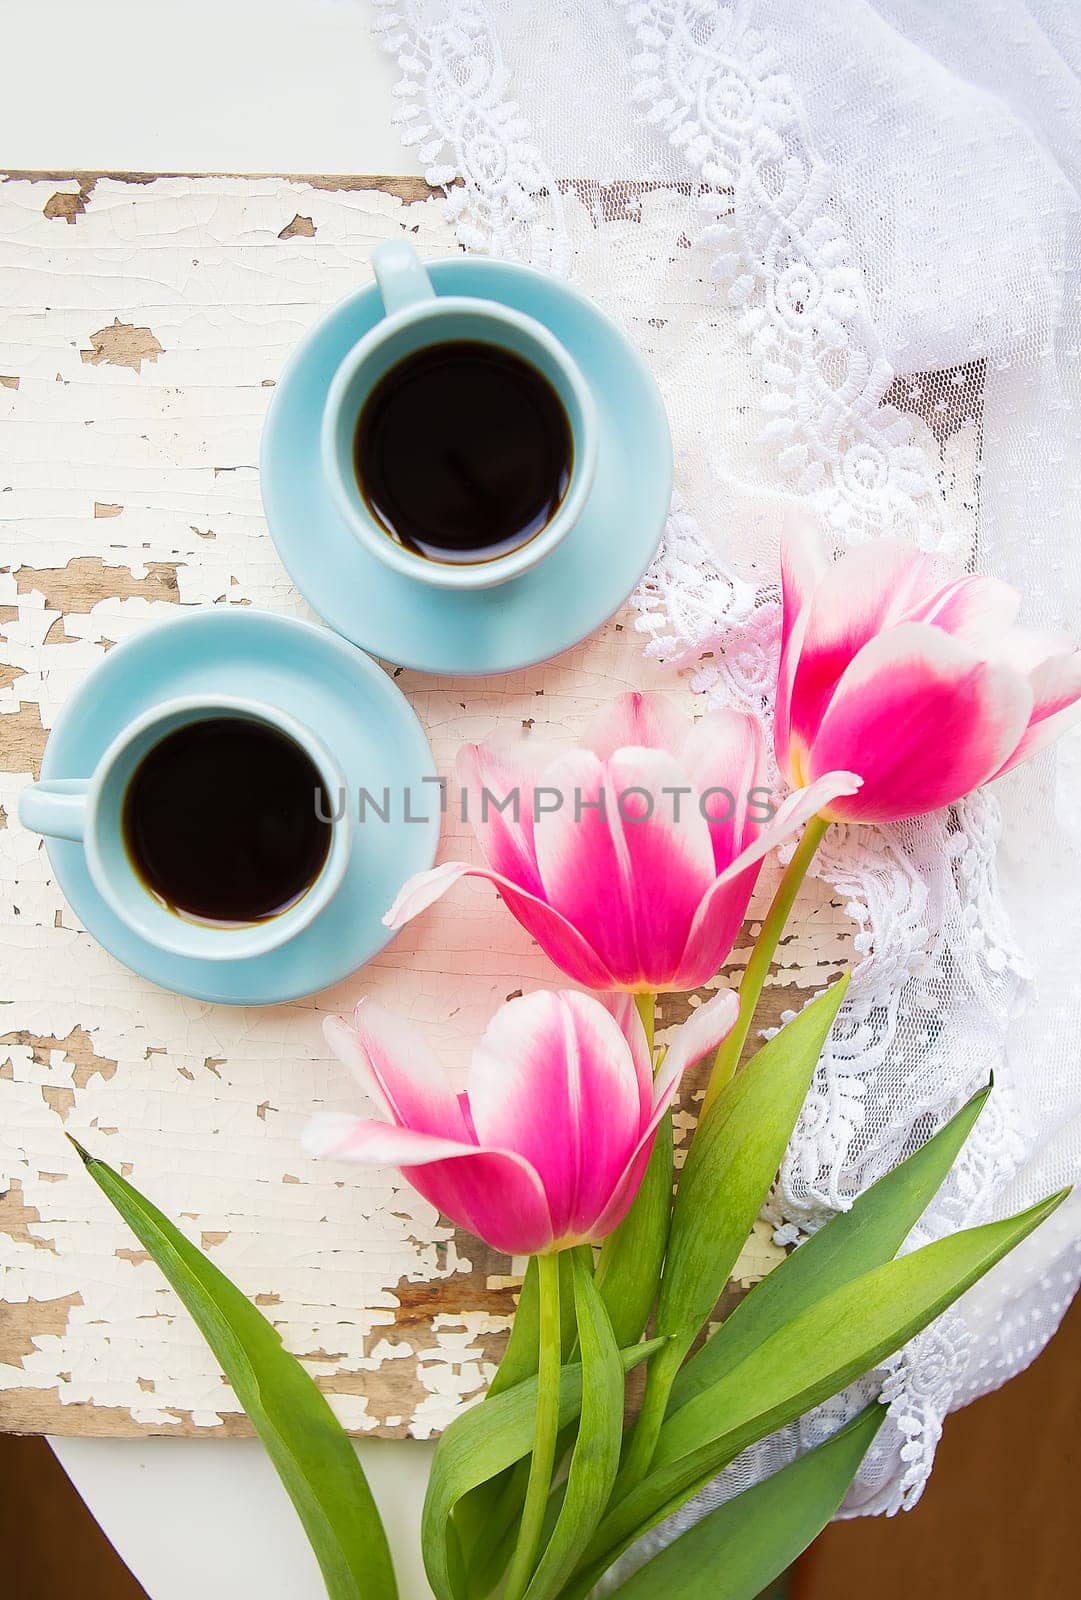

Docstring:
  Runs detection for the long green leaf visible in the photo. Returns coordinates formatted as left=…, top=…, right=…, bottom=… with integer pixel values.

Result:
left=421, top=1338, right=666, bottom=1600
left=491, top=1257, right=545, bottom=1397
left=657, top=977, right=850, bottom=1347
left=669, top=1082, right=992, bottom=1412
left=573, top=1188, right=1068, bottom=1591
left=524, top=1256, right=625, bottom=1599
left=609, top=1405, right=884, bottom=1599
left=623, top=980, right=849, bottom=1478
left=72, top=1141, right=397, bottom=1600
left=452, top=1252, right=579, bottom=1595
left=595, top=1110, right=673, bottom=1347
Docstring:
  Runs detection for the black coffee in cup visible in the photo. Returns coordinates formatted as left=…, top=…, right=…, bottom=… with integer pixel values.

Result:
left=353, top=340, right=572, bottom=564
left=122, top=717, right=332, bottom=926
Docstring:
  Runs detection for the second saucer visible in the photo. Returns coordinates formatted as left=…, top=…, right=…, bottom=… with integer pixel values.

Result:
left=261, top=253, right=672, bottom=675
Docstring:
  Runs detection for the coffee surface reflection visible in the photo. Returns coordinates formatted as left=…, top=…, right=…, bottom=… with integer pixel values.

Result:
left=354, top=339, right=572, bottom=564
left=123, top=717, right=331, bottom=926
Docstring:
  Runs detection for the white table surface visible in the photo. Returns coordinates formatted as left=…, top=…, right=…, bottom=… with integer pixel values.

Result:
left=5, top=3, right=435, bottom=1594
left=50, top=1435, right=438, bottom=1598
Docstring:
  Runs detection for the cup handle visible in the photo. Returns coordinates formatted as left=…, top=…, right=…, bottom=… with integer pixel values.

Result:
left=19, top=778, right=90, bottom=843
left=372, top=239, right=436, bottom=317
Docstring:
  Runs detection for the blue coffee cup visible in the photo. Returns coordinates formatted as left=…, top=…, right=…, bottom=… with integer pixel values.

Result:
left=19, top=693, right=350, bottom=962
left=321, top=239, right=598, bottom=592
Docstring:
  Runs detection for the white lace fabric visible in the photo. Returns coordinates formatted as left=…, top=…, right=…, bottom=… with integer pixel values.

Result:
left=369, top=0, right=1081, bottom=1548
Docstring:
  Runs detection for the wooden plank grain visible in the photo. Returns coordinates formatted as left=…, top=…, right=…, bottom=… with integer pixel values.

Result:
left=794, top=1295, right=1081, bottom=1600
left=0, top=172, right=848, bottom=1440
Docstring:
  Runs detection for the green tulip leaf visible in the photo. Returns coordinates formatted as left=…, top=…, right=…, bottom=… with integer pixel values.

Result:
left=523, top=1255, right=625, bottom=1599
left=657, top=977, right=850, bottom=1351
left=670, top=1081, right=993, bottom=1412
left=421, top=1337, right=666, bottom=1600
left=71, top=1140, right=397, bottom=1600
left=595, top=1110, right=674, bottom=1348
left=618, top=979, right=849, bottom=1487
left=452, top=1251, right=580, bottom=1595
left=491, top=1257, right=545, bottom=1397
left=609, top=1403, right=885, bottom=1599
left=574, top=1188, right=1068, bottom=1592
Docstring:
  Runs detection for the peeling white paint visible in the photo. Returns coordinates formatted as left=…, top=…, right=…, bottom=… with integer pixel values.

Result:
left=0, top=176, right=850, bottom=1438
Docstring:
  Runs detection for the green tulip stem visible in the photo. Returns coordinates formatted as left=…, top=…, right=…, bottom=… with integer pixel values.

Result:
left=702, top=814, right=831, bottom=1118
left=614, top=1334, right=687, bottom=1501
left=635, top=992, right=656, bottom=1063
left=502, top=1250, right=563, bottom=1600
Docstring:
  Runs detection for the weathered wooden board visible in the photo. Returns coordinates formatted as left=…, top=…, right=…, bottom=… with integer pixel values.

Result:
left=0, top=174, right=850, bottom=1439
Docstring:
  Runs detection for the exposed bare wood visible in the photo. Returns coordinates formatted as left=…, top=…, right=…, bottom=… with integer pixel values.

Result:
left=0, top=173, right=848, bottom=1442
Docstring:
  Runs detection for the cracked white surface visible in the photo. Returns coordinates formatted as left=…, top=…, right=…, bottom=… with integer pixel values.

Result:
left=0, top=175, right=845, bottom=1438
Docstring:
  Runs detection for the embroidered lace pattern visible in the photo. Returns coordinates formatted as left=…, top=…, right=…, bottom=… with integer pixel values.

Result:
left=372, top=0, right=1081, bottom=1536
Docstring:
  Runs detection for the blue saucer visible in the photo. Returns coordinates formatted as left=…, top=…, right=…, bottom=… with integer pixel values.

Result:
left=38, top=610, right=439, bottom=1005
left=261, top=258, right=672, bottom=674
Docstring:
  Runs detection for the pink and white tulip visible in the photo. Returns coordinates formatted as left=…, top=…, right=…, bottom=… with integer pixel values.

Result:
left=776, top=521, right=1081, bottom=823
left=385, top=693, right=859, bottom=993
left=304, top=988, right=738, bottom=1256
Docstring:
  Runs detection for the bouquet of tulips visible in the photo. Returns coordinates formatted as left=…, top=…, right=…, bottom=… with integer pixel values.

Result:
left=74, top=525, right=1081, bottom=1599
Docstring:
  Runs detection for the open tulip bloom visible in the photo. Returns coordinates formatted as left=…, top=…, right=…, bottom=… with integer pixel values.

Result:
left=66, top=523, right=1079, bottom=1600
left=386, top=692, right=861, bottom=993
left=304, top=987, right=739, bottom=1257
left=709, top=521, right=1081, bottom=1099
left=776, top=519, right=1081, bottom=823
left=305, top=986, right=742, bottom=1597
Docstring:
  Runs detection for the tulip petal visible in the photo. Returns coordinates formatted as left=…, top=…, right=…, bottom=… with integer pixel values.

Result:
left=1027, top=646, right=1081, bottom=722
left=652, top=988, right=740, bottom=1110
left=775, top=517, right=828, bottom=769
left=778, top=510, right=828, bottom=656
left=587, top=1141, right=658, bottom=1243
left=324, top=1016, right=396, bottom=1113
left=583, top=691, right=691, bottom=761
left=384, top=860, right=618, bottom=989
left=717, top=771, right=863, bottom=880
left=807, top=622, right=1033, bottom=821
left=995, top=646, right=1081, bottom=775
left=303, top=1114, right=554, bottom=1256
left=668, top=864, right=761, bottom=993
left=303, top=1114, right=479, bottom=1165
left=589, top=990, right=739, bottom=1241
left=775, top=608, right=808, bottom=784
left=597, top=992, right=654, bottom=1120
left=680, top=708, right=768, bottom=867
left=669, top=770, right=862, bottom=989
left=468, top=991, right=642, bottom=1242
left=785, top=539, right=954, bottom=753
left=384, top=860, right=472, bottom=927
left=457, top=741, right=544, bottom=897
left=533, top=747, right=716, bottom=989
left=324, top=1004, right=469, bottom=1140
left=904, top=573, right=1019, bottom=647
left=998, top=624, right=1076, bottom=676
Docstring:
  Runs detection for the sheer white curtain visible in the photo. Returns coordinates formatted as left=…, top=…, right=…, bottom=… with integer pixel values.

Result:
left=369, top=0, right=1081, bottom=1543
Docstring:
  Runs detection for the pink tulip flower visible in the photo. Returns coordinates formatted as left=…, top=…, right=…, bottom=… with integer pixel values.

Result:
left=776, top=522, right=1081, bottom=823
left=304, top=988, right=739, bottom=1256
left=384, top=693, right=859, bottom=993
